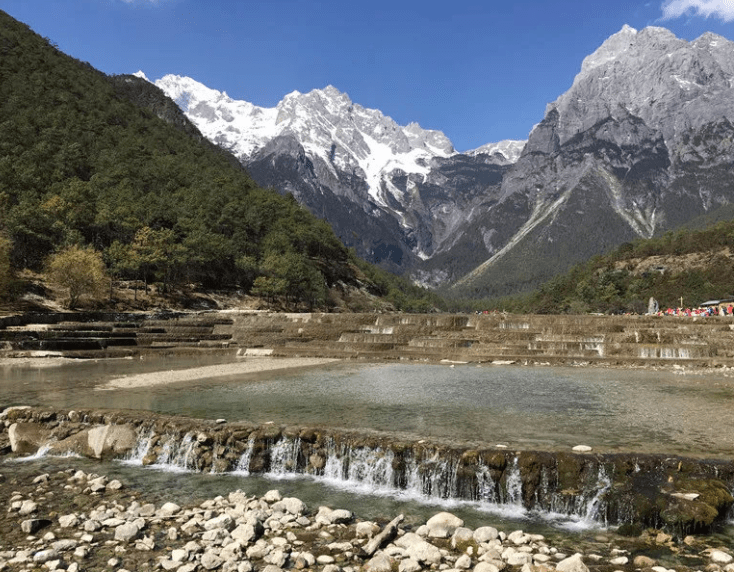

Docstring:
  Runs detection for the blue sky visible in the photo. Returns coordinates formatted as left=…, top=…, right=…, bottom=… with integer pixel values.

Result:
left=2, top=0, right=734, bottom=151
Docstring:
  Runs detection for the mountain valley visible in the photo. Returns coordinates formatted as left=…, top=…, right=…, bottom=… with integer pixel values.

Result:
left=148, top=25, right=734, bottom=298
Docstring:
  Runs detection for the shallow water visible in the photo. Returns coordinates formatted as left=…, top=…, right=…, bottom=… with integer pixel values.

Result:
left=3, top=356, right=734, bottom=542
left=3, top=356, right=734, bottom=457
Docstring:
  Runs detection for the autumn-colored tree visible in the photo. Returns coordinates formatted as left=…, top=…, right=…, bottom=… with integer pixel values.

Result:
left=46, top=245, right=109, bottom=308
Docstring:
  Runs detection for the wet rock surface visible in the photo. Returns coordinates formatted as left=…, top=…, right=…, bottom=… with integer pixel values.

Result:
left=0, top=467, right=732, bottom=572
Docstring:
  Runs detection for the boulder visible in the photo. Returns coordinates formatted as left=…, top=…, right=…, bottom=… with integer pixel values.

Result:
left=8, top=423, right=50, bottom=455
left=473, top=527, right=499, bottom=543
left=451, top=527, right=475, bottom=550
left=87, top=424, right=138, bottom=459
left=364, top=552, right=394, bottom=572
left=711, top=551, right=734, bottom=565
left=159, top=502, right=182, bottom=517
left=58, top=514, right=80, bottom=528
left=231, top=521, right=263, bottom=543
left=21, top=518, right=51, bottom=534
left=473, top=563, right=502, bottom=572
left=114, top=522, right=141, bottom=542
left=18, top=500, right=38, bottom=516
left=556, top=553, right=589, bottom=572
left=272, top=497, right=307, bottom=516
left=426, top=512, right=464, bottom=538
left=399, top=558, right=422, bottom=572
left=201, top=550, right=224, bottom=570
left=394, top=532, right=442, bottom=565
left=204, top=514, right=235, bottom=531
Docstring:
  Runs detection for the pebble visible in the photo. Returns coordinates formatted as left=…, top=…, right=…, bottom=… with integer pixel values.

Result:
left=0, top=467, right=727, bottom=572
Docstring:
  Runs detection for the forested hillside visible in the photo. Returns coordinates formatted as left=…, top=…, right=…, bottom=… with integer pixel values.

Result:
left=470, top=219, right=734, bottom=315
left=0, top=10, right=438, bottom=312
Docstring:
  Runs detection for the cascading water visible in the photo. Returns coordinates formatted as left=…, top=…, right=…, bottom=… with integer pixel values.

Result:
left=151, top=433, right=198, bottom=472
left=122, top=427, right=155, bottom=465
left=234, top=438, right=255, bottom=475
left=322, top=443, right=396, bottom=494
left=268, top=437, right=302, bottom=477
left=404, top=451, right=460, bottom=501
left=501, top=457, right=523, bottom=506
left=114, top=426, right=734, bottom=531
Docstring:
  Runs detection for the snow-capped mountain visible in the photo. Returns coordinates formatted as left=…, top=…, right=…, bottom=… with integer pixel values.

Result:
left=149, top=75, right=457, bottom=207
left=466, top=140, right=526, bottom=163
left=147, top=72, right=519, bottom=274
left=141, top=25, right=734, bottom=296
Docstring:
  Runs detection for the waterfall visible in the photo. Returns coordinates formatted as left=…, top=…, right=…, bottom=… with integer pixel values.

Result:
left=475, top=460, right=498, bottom=504
left=580, top=466, right=611, bottom=524
left=234, top=438, right=255, bottom=475
left=104, top=423, right=734, bottom=531
left=322, top=442, right=396, bottom=493
left=122, top=428, right=155, bottom=465
left=151, top=433, right=198, bottom=472
left=501, top=457, right=523, bottom=506
left=268, top=437, right=302, bottom=477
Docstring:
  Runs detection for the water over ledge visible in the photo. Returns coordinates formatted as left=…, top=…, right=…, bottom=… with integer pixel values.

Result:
left=3, top=406, right=733, bottom=536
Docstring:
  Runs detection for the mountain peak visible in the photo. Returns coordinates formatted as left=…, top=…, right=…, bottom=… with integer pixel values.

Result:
left=579, top=24, right=637, bottom=75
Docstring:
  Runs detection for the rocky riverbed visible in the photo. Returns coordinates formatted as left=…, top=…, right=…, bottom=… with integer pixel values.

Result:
left=1, top=465, right=734, bottom=572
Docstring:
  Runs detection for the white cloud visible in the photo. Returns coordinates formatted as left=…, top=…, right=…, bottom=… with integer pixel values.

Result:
left=661, top=0, right=734, bottom=22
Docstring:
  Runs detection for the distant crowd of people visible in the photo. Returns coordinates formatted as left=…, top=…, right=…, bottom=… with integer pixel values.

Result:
left=656, top=304, right=734, bottom=317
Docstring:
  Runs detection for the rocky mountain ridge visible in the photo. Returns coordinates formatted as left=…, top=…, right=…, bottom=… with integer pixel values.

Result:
left=146, top=72, right=525, bottom=278
left=146, top=25, right=734, bottom=297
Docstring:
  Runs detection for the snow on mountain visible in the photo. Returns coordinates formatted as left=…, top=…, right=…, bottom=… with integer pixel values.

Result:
left=150, top=76, right=461, bottom=206
left=466, top=139, right=526, bottom=163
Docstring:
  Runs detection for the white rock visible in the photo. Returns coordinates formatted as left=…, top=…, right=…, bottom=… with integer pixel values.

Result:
left=32, top=549, right=59, bottom=564
left=473, top=562, right=501, bottom=572
left=87, top=424, right=137, bottom=458
left=506, top=552, right=531, bottom=566
left=272, top=497, right=307, bottom=516
left=158, top=502, right=181, bottom=517
left=394, top=533, right=442, bottom=565
left=114, top=522, right=141, bottom=542
left=451, top=527, right=474, bottom=549
left=18, top=500, right=38, bottom=516
left=204, top=514, right=235, bottom=531
left=201, top=550, right=224, bottom=570
left=296, top=552, right=316, bottom=567
left=711, top=550, right=734, bottom=565
left=507, top=530, right=530, bottom=545
left=171, top=548, right=189, bottom=562
left=472, top=527, right=499, bottom=544
left=426, top=512, right=464, bottom=538
left=572, top=445, right=592, bottom=452
left=364, top=552, right=394, bottom=572
left=455, top=554, right=473, bottom=569
left=263, top=490, right=282, bottom=503
left=610, top=556, right=629, bottom=566
left=58, top=514, right=80, bottom=528
left=51, top=539, right=78, bottom=552
left=88, top=476, right=108, bottom=492
left=399, top=558, right=422, bottom=572
left=556, top=553, right=589, bottom=572
left=356, top=521, right=380, bottom=538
